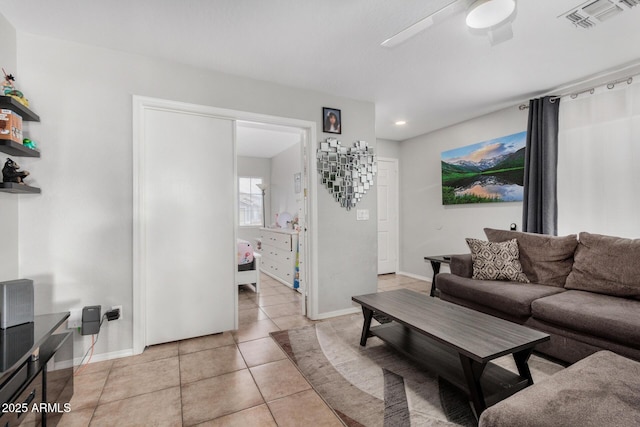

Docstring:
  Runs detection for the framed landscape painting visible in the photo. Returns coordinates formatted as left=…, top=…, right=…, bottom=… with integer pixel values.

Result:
left=441, top=131, right=527, bottom=205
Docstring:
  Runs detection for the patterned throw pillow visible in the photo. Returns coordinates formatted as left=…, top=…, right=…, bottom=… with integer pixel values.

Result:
left=466, top=238, right=529, bottom=283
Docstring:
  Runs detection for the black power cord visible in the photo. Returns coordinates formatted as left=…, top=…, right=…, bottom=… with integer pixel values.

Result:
left=75, top=314, right=107, bottom=373
left=74, top=308, right=121, bottom=373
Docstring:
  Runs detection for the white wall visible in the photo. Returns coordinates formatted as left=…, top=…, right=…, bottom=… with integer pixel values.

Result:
left=0, top=192, right=19, bottom=281
left=0, top=14, right=19, bottom=281
left=0, top=13, right=17, bottom=73
left=237, top=156, right=271, bottom=243
left=16, top=32, right=376, bottom=358
left=270, top=143, right=302, bottom=227
left=376, top=138, right=400, bottom=159
left=399, top=105, right=527, bottom=278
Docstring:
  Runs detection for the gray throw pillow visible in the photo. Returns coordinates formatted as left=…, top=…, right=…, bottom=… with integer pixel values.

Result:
left=565, top=232, right=640, bottom=299
left=466, top=238, right=529, bottom=283
left=484, top=228, right=578, bottom=287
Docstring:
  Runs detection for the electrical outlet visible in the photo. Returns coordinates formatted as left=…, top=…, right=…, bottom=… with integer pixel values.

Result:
left=68, top=308, right=81, bottom=329
left=111, top=305, right=123, bottom=320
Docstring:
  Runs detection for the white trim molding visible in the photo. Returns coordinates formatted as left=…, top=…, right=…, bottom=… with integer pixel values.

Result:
left=312, top=306, right=361, bottom=320
left=54, top=348, right=135, bottom=371
left=397, top=271, right=431, bottom=282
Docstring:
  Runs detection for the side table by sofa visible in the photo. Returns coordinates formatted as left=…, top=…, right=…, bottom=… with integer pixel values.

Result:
left=424, top=255, right=451, bottom=297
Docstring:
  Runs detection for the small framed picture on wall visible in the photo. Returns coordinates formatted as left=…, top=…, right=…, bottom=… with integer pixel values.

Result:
left=323, top=107, right=341, bottom=134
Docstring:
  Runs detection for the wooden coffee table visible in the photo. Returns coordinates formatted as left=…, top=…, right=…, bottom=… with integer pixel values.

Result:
left=352, top=289, right=550, bottom=417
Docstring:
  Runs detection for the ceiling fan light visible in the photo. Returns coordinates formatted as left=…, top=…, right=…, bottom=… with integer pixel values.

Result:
left=466, top=0, right=516, bottom=29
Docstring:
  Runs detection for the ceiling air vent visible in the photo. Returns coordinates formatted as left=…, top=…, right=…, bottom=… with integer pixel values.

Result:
left=559, top=0, right=637, bottom=28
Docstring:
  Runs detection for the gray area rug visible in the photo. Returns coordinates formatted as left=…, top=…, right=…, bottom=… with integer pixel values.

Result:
left=271, top=314, right=564, bottom=427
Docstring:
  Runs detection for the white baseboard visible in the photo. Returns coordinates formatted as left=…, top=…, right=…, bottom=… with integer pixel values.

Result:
left=54, top=348, right=134, bottom=370
left=397, top=271, right=432, bottom=282
left=312, top=306, right=360, bottom=320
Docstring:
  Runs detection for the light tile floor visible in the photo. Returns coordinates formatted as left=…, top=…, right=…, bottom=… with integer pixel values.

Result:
left=60, top=273, right=429, bottom=426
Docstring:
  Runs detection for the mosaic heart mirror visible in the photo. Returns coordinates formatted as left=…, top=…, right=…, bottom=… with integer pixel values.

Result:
left=317, top=138, right=377, bottom=210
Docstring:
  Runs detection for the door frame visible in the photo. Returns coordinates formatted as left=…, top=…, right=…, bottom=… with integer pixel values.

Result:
left=133, top=96, right=318, bottom=354
left=236, top=120, right=308, bottom=316
left=377, top=157, right=400, bottom=274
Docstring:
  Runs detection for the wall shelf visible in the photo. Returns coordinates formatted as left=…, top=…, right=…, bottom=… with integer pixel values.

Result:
left=0, top=139, right=40, bottom=157
left=0, top=96, right=42, bottom=193
left=0, top=182, right=41, bottom=193
left=0, top=95, right=40, bottom=121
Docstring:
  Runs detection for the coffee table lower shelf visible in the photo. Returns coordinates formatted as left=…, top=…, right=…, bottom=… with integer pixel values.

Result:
left=370, top=322, right=530, bottom=408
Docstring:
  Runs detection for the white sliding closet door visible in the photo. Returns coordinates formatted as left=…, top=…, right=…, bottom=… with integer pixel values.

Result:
left=143, top=109, right=235, bottom=346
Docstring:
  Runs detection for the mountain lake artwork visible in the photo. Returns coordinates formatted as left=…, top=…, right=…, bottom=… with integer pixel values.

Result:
left=441, top=131, right=527, bottom=205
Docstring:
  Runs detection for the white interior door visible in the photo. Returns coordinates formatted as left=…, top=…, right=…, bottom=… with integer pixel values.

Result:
left=143, top=109, right=235, bottom=346
left=377, top=158, right=399, bottom=274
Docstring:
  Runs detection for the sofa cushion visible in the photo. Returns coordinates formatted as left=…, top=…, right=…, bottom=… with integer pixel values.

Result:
left=565, top=232, right=640, bottom=299
left=525, top=318, right=640, bottom=363
left=479, top=351, right=640, bottom=427
left=466, top=238, right=529, bottom=283
left=531, top=290, right=640, bottom=347
left=449, top=253, right=473, bottom=278
left=437, top=273, right=564, bottom=318
left=484, top=228, right=577, bottom=287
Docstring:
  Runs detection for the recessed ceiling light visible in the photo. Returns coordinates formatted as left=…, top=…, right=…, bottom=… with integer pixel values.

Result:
left=395, top=120, right=407, bottom=125
left=466, top=0, right=516, bottom=29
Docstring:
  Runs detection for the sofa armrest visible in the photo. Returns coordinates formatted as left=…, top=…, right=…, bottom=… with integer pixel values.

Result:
left=450, top=253, right=473, bottom=278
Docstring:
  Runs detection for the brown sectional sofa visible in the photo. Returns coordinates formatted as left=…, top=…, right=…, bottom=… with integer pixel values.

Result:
left=479, top=350, right=640, bottom=427
left=436, top=229, right=640, bottom=364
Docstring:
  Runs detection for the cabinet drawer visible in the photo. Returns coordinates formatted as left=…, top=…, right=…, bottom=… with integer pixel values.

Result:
left=0, top=362, right=27, bottom=406
left=0, top=371, right=41, bottom=427
left=261, top=246, right=295, bottom=265
left=260, top=230, right=292, bottom=251
left=260, top=259, right=295, bottom=285
left=272, top=263, right=295, bottom=284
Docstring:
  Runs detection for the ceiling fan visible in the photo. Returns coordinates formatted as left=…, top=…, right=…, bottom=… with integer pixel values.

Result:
left=381, top=0, right=517, bottom=48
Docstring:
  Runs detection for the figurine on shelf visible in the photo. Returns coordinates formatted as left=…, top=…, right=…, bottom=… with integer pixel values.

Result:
left=2, top=68, right=29, bottom=107
left=22, top=138, right=38, bottom=150
left=2, top=158, right=30, bottom=184
left=1, top=69, right=14, bottom=95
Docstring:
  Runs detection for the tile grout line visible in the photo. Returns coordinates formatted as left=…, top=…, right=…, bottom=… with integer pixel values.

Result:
left=79, top=349, right=183, bottom=424
left=237, top=278, right=285, bottom=425
left=179, top=342, right=238, bottom=358
left=70, top=275, right=420, bottom=425
left=85, top=362, right=113, bottom=425
left=249, top=280, right=312, bottom=425
left=176, top=298, right=286, bottom=424
left=239, top=341, right=281, bottom=426
left=269, top=332, right=347, bottom=426
left=178, top=341, right=185, bottom=427
left=190, top=332, right=280, bottom=426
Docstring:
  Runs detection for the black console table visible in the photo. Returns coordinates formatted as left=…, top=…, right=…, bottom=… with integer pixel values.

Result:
left=0, top=313, right=73, bottom=427
left=424, top=255, right=452, bottom=297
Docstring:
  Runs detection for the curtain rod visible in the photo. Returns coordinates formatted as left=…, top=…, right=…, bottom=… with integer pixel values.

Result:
left=518, top=75, right=635, bottom=110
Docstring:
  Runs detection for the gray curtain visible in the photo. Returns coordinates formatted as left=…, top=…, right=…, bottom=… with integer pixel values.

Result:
left=522, top=96, right=560, bottom=235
